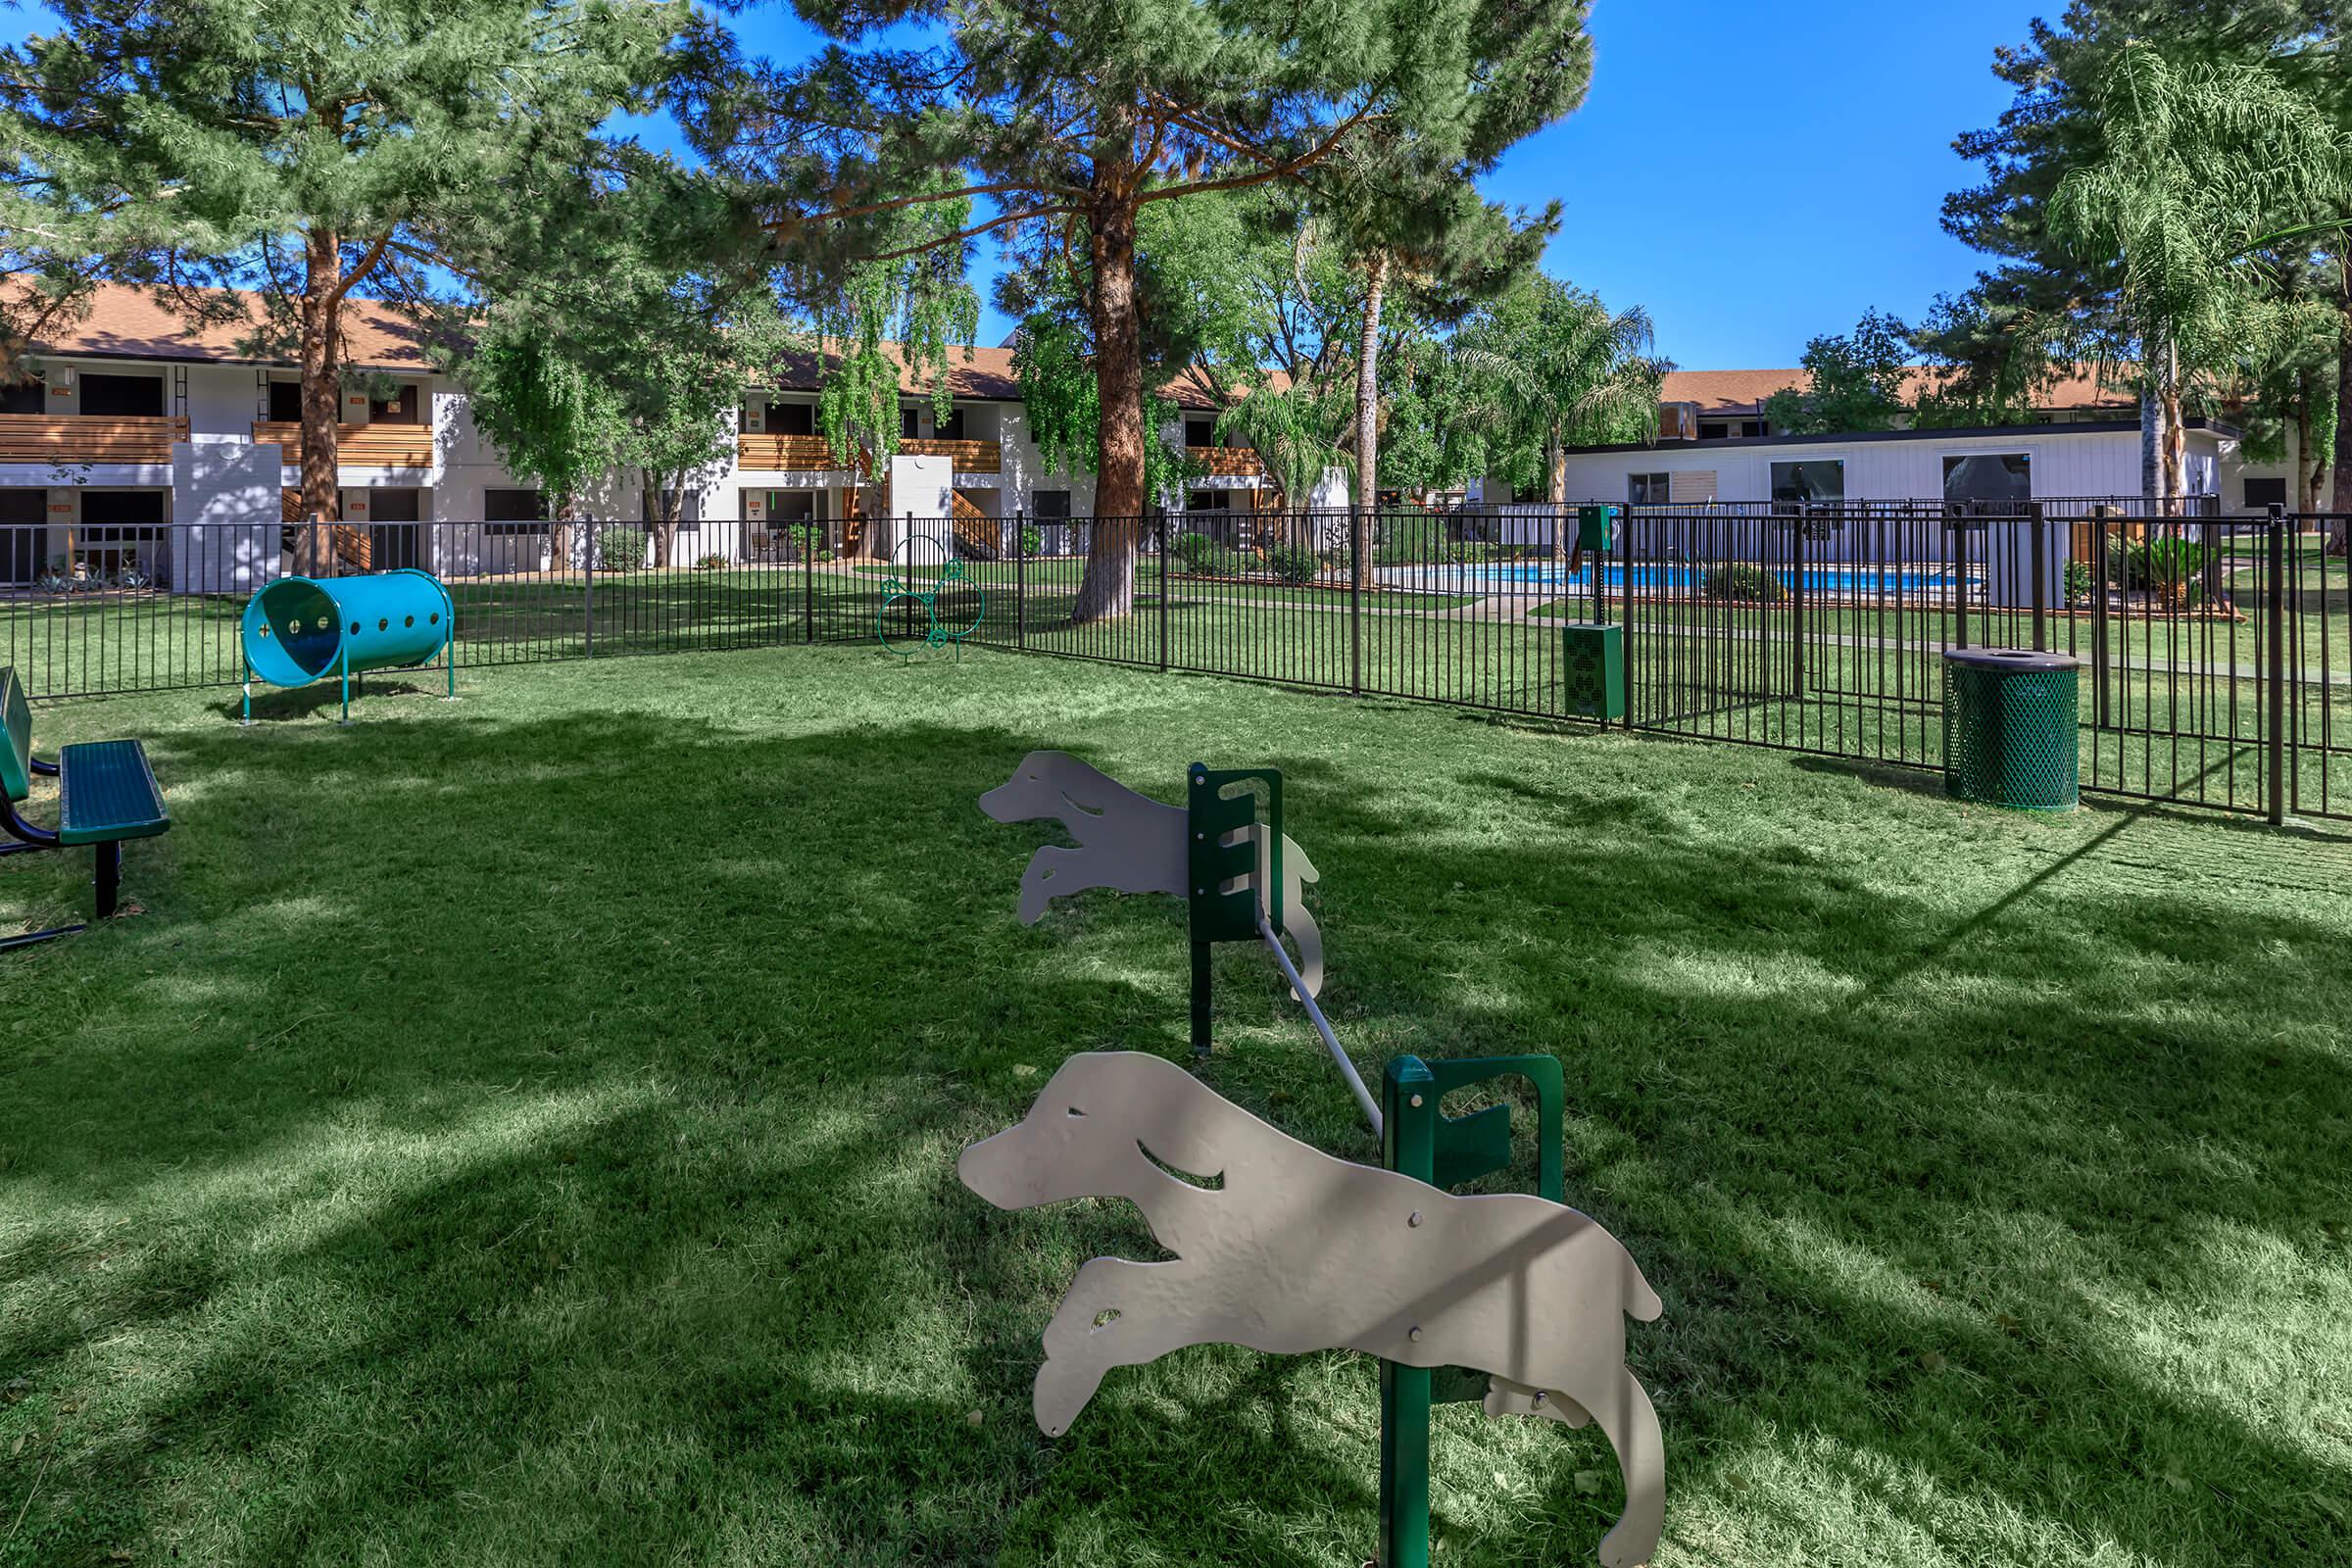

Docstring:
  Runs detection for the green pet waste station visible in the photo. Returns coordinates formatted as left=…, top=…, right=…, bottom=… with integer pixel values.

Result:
left=1940, top=647, right=2081, bottom=810
left=240, top=570, right=456, bottom=723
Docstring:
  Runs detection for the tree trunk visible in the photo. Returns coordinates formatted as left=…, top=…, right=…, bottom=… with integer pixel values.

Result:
left=646, top=469, right=678, bottom=567
left=1073, top=173, right=1146, bottom=624
left=2332, top=292, right=2352, bottom=553
left=294, top=225, right=343, bottom=575
left=1545, top=428, right=1569, bottom=565
left=2160, top=340, right=2185, bottom=510
left=553, top=493, right=576, bottom=572
left=2295, top=365, right=2318, bottom=514
left=2139, top=386, right=2159, bottom=504
left=1352, top=250, right=1387, bottom=592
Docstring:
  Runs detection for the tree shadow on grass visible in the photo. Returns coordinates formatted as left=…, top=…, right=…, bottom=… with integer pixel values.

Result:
left=3, top=687, right=2347, bottom=1565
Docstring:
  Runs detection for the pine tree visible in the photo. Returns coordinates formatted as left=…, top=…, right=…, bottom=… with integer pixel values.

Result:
left=703, top=0, right=1593, bottom=622
left=0, top=0, right=684, bottom=563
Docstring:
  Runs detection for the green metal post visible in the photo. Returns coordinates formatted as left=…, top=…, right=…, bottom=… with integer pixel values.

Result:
left=1379, top=1055, right=1437, bottom=1568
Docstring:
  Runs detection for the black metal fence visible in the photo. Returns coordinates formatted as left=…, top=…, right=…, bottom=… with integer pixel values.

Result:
left=3, top=503, right=2343, bottom=823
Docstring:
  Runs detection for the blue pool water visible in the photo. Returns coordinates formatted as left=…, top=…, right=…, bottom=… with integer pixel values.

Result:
left=1423, top=563, right=1969, bottom=594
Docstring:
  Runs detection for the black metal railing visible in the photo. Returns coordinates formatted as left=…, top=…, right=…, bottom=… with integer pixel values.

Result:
left=3, top=501, right=2342, bottom=823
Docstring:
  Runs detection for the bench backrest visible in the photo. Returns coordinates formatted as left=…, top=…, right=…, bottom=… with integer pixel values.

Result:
left=0, top=668, right=29, bottom=804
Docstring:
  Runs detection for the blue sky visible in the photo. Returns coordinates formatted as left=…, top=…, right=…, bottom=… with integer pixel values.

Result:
left=2, top=0, right=2056, bottom=368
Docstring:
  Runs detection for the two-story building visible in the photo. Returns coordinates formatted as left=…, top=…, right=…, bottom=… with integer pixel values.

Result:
left=0, top=282, right=1340, bottom=591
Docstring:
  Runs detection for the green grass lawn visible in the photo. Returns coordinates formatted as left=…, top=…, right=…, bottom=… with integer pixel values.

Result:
left=3, top=640, right=2350, bottom=1568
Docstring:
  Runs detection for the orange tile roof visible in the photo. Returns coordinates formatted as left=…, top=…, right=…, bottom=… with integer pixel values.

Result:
left=1661, top=365, right=2133, bottom=417
left=12, top=279, right=435, bottom=369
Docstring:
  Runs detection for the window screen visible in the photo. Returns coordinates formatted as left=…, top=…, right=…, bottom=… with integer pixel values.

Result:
left=1771, top=461, right=1844, bottom=509
left=1941, top=454, right=2031, bottom=505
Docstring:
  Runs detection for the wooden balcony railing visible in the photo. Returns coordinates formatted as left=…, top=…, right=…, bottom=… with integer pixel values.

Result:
left=253, top=420, right=435, bottom=469
left=1188, top=445, right=1266, bottom=478
left=0, top=414, right=188, bottom=465
left=737, top=431, right=1005, bottom=473
left=901, top=437, right=1002, bottom=473
left=736, top=432, right=839, bottom=471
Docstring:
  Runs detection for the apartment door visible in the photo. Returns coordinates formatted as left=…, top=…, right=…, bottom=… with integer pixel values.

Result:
left=78, top=490, right=168, bottom=581
left=368, top=487, right=422, bottom=568
left=0, top=490, right=43, bottom=585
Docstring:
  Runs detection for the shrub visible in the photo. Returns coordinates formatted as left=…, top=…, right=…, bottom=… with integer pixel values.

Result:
left=1266, top=543, right=1322, bottom=585
left=595, top=525, right=644, bottom=571
left=1375, top=512, right=1446, bottom=565
left=693, top=552, right=728, bottom=571
left=1018, top=525, right=1043, bottom=558
left=2118, top=537, right=2207, bottom=603
left=1171, top=531, right=1222, bottom=569
left=2063, top=560, right=2095, bottom=609
left=1704, top=564, right=1788, bottom=603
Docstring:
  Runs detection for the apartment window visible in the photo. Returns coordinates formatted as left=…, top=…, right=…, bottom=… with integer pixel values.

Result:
left=901, top=407, right=920, bottom=439
left=369, top=384, right=421, bottom=424
left=1771, top=460, right=1843, bottom=510
left=1029, top=490, right=1071, bottom=520
left=934, top=408, right=966, bottom=441
left=482, top=489, right=547, bottom=535
left=1628, top=472, right=1670, bottom=506
left=1184, top=416, right=1218, bottom=448
left=267, top=380, right=302, bottom=421
left=764, top=401, right=814, bottom=435
left=1696, top=422, right=1728, bottom=441
left=1941, top=453, right=2030, bottom=505
left=2243, top=476, right=2288, bottom=511
left=0, top=377, right=42, bottom=415
left=78, top=373, right=164, bottom=417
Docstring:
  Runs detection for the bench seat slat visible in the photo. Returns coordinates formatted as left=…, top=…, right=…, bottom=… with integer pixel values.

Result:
left=58, top=740, right=170, bottom=846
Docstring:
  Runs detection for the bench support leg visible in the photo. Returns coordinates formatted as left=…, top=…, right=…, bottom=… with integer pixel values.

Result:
left=94, top=841, right=121, bottom=920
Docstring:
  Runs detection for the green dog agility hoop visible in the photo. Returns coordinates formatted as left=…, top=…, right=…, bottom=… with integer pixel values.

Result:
left=876, top=533, right=985, bottom=660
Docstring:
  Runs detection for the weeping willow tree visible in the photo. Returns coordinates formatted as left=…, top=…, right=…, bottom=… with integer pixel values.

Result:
left=2049, top=44, right=2351, bottom=504
left=809, top=195, right=980, bottom=503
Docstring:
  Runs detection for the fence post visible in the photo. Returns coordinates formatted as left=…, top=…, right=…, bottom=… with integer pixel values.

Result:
left=1790, top=505, right=1808, bottom=700
left=2268, top=502, right=2286, bottom=826
left=803, top=517, right=815, bottom=644
left=1951, top=505, right=1970, bottom=651
left=581, top=517, right=595, bottom=658
left=1156, top=507, right=1170, bottom=672
left=1349, top=500, right=1364, bottom=695
left=1014, top=508, right=1027, bottom=651
left=2030, top=501, right=2048, bottom=653
left=1616, top=504, right=1636, bottom=727
left=2090, top=506, right=2112, bottom=728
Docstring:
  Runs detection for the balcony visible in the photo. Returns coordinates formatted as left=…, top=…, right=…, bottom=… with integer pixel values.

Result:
left=736, top=432, right=1004, bottom=474
left=252, top=420, right=436, bottom=469
left=1189, top=445, right=1265, bottom=479
left=0, top=413, right=188, bottom=465
left=901, top=437, right=1002, bottom=473
left=737, top=432, right=839, bottom=471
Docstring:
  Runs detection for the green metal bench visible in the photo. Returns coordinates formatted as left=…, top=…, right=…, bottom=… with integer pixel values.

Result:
left=1, top=667, right=170, bottom=949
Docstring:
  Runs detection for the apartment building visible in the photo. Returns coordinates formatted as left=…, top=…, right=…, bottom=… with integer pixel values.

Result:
left=0, top=282, right=1338, bottom=591
left=1469, top=367, right=2289, bottom=515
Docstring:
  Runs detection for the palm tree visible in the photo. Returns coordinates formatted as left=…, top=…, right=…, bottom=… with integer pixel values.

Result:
left=2050, top=44, right=2352, bottom=509
left=1454, top=278, right=1663, bottom=555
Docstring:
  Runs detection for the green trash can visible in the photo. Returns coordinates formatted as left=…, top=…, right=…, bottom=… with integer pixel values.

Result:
left=1941, top=648, right=2081, bottom=810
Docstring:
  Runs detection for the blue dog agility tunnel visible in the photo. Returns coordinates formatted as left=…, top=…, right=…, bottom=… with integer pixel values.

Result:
left=240, top=569, right=456, bottom=722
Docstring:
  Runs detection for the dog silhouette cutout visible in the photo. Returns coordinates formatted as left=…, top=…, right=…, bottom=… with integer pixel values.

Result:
left=959, top=1051, right=1665, bottom=1567
left=980, top=750, right=1324, bottom=996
